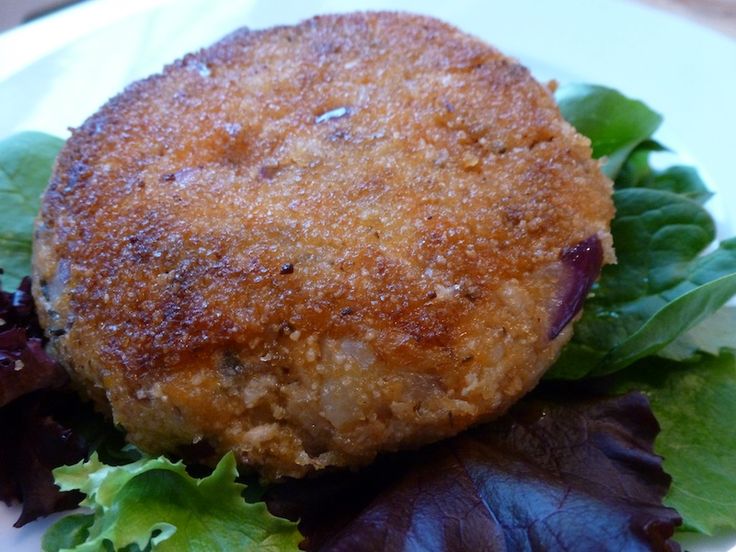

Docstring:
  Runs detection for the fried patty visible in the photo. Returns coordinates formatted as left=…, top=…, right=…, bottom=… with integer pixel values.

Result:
left=32, top=12, right=614, bottom=478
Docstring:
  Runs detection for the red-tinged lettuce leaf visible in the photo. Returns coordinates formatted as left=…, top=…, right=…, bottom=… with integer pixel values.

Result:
left=0, top=274, right=90, bottom=526
left=0, top=331, right=68, bottom=406
left=266, top=391, right=681, bottom=552
left=0, top=276, right=68, bottom=407
left=0, top=391, right=87, bottom=526
left=0, top=385, right=140, bottom=528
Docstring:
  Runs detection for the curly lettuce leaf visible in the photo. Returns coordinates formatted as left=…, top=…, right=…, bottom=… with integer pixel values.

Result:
left=42, top=515, right=95, bottom=552
left=43, top=452, right=301, bottom=552
left=613, top=351, right=736, bottom=534
left=0, top=132, right=63, bottom=289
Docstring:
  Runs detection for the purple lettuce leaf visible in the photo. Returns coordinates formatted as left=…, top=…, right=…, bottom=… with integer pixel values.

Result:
left=0, top=392, right=87, bottom=527
left=0, top=275, right=87, bottom=526
left=0, top=276, right=68, bottom=407
left=266, top=390, right=681, bottom=552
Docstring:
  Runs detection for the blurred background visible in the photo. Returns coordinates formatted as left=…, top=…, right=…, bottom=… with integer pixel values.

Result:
left=0, top=0, right=86, bottom=30
left=3, top=0, right=736, bottom=38
left=0, top=0, right=735, bottom=37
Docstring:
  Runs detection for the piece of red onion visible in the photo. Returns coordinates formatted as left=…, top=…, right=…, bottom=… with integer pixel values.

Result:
left=548, top=235, right=604, bottom=340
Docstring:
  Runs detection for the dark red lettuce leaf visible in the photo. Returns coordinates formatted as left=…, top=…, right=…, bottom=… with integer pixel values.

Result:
left=0, top=391, right=86, bottom=526
left=0, top=275, right=68, bottom=407
left=0, top=274, right=87, bottom=526
left=0, top=275, right=42, bottom=336
left=266, top=390, right=681, bottom=552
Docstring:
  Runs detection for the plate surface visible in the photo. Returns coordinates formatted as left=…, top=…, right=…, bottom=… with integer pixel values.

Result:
left=0, top=0, right=734, bottom=550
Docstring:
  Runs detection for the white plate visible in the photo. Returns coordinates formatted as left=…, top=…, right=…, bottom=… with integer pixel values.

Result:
left=0, top=0, right=734, bottom=550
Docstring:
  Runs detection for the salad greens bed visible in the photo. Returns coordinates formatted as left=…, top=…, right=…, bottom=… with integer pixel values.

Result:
left=0, top=84, right=734, bottom=551
left=44, top=453, right=301, bottom=551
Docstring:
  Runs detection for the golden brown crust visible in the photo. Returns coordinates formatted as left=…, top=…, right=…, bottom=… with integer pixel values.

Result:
left=32, top=12, right=614, bottom=478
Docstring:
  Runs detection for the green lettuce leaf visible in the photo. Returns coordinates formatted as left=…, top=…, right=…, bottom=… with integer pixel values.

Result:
left=616, top=141, right=712, bottom=204
left=549, top=84, right=736, bottom=379
left=42, top=515, right=95, bottom=552
left=0, top=132, right=64, bottom=289
left=642, top=166, right=712, bottom=205
left=555, top=84, right=662, bottom=178
left=613, top=351, right=736, bottom=534
left=614, top=140, right=665, bottom=188
left=548, top=191, right=736, bottom=378
left=42, top=453, right=301, bottom=552
left=659, top=306, right=736, bottom=361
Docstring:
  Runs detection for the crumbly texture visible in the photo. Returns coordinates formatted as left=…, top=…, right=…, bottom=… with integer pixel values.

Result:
left=32, top=12, right=614, bottom=479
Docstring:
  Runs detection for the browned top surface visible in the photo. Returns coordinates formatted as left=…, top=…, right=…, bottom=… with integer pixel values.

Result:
left=34, top=12, right=613, bottom=388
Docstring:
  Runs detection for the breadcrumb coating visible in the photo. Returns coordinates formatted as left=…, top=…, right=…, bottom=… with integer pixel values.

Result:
left=32, top=12, right=614, bottom=478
